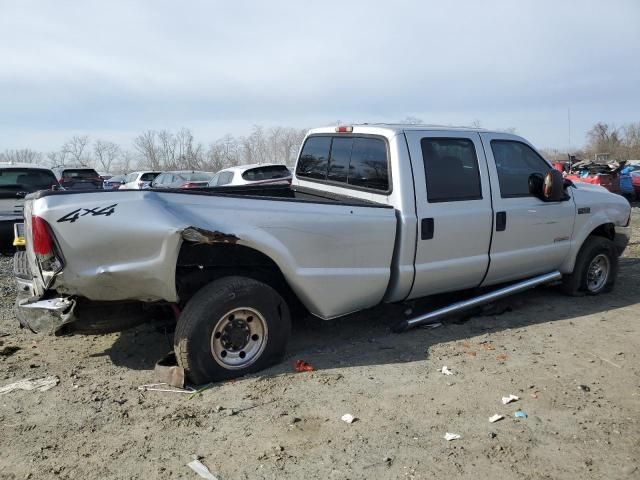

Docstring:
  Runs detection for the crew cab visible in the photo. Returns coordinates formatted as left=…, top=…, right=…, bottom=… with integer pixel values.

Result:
left=13, top=125, right=631, bottom=383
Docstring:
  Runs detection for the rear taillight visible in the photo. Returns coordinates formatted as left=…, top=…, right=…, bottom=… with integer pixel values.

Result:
left=32, top=216, right=53, bottom=255
left=180, top=182, right=198, bottom=188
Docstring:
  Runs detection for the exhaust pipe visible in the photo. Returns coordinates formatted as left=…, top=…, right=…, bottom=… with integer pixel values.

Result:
left=392, top=271, right=562, bottom=333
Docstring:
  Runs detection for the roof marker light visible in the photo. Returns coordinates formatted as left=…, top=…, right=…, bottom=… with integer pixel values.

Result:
left=335, top=126, right=353, bottom=133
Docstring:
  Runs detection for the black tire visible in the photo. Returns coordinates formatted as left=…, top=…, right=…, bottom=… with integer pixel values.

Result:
left=174, top=276, right=291, bottom=384
left=561, top=236, right=618, bottom=296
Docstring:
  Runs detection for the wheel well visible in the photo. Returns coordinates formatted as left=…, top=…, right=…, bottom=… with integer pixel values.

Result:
left=175, top=243, right=305, bottom=313
left=589, top=223, right=615, bottom=241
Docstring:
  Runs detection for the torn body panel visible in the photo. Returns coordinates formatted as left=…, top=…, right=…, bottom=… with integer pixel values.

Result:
left=16, top=296, right=77, bottom=334
left=19, top=188, right=397, bottom=320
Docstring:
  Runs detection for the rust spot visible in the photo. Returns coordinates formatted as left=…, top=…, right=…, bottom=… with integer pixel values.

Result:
left=182, top=227, right=239, bottom=245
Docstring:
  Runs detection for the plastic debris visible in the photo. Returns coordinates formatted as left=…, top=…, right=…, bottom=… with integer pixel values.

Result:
left=0, top=376, right=59, bottom=395
left=441, top=366, right=454, bottom=376
left=501, top=394, right=519, bottom=405
left=514, top=410, right=528, bottom=419
left=489, top=414, right=504, bottom=423
left=294, top=360, right=314, bottom=372
left=187, top=459, right=219, bottom=480
left=488, top=432, right=497, bottom=439
left=138, top=383, right=196, bottom=394
left=444, top=432, right=461, bottom=441
left=341, top=413, right=357, bottom=424
left=578, top=385, right=591, bottom=392
left=421, top=322, right=443, bottom=329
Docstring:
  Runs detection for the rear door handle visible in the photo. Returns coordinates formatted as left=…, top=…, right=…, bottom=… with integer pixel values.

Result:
left=496, top=211, right=507, bottom=231
left=421, top=218, right=434, bottom=240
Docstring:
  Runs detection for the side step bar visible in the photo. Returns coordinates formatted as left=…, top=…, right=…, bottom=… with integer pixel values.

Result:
left=392, top=271, right=562, bottom=333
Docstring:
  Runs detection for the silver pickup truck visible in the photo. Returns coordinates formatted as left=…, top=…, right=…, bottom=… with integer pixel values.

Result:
left=14, top=125, right=631, bottom=383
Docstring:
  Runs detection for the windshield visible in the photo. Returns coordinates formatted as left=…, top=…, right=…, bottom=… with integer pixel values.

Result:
left=0, top=168, right=58, bottom=191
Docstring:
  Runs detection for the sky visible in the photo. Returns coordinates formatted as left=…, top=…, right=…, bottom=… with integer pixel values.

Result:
left=1, top=0, right=639, bottom=152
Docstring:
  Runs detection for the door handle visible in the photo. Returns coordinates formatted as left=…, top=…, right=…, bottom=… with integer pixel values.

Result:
left=496, top=211, right=507, bottom=231
left=421, top=218, right=434, bottom=240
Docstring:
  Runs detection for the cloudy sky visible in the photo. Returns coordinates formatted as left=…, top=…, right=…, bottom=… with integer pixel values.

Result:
left=1, top=0, right=639, bottom=152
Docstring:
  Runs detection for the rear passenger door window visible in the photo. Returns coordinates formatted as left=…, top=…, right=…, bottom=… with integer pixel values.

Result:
left=296, top=135, right=389, bottom=192
left=490, top=140, right=550, bottom=197
left=421, top=138, right=482, bottom=202
left=297, top=136, right=331, bottom=180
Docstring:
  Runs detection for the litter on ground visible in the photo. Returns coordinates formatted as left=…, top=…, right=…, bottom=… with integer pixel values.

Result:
left=0, top=376, right=59, bottom=395
left=341, top=413, right=357, bottom=424
left=138, top=383, right=196, bottom=394
left=441, top=366, right=454, bottom=376
left=294, top=360, right=314, bottom=372
left=489, top=414, right=504, bottom=423
left=187, top=459, right=219, bottom=480
left=514, top=410, right=528, bottom=419
left=502, top=394, right=519, bottom=405
left=444, top=432, right=461, bottom=441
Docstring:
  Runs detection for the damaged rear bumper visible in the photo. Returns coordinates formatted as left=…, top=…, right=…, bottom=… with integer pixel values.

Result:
left=16, top=294, right=77, bottom=334
left=15, top=276, right=77, bottom=334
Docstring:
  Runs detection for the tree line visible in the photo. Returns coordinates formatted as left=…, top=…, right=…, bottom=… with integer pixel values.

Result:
left=0, top=125, right=307, bottom=174
left=1, top=121, right=639, bottom=173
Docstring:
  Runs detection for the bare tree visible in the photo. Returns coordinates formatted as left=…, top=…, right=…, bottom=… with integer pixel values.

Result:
left=0, top=149, right=43, bottom=164
left=46, top=150, right=69, bottom=168
left=133, top=130, right=161, bottom=170
left=62, top=135, right=91, bottom=165
left=93, top=140, right=121, bottom=173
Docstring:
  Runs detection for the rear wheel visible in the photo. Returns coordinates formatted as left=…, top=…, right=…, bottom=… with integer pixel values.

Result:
left=174, top=276, right=290, bottom=384
left=561, top=236, right=617, bottom=296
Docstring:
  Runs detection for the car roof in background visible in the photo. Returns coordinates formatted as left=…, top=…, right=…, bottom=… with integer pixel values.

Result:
left=0, top=163, right=54, bottom=170
left=217, top=163, right=288, bottom=173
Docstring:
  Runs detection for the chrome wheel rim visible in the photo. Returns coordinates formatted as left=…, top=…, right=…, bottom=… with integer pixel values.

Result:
left=586, top=254, right=610, bottom=292
left=210, top=307, right=268, bottom=369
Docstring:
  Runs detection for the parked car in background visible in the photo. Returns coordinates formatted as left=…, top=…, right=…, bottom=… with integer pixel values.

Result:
left=209, top=163, right=291, bottom=187
left=120, top=171, right=161, bottom=189
left=103, top=174, right=126, bottom=190
left=151, top=171, right=215, bottom=189
left=0, top=163, right=59, bottom=252
left=52, top=167, right=102, bottom=190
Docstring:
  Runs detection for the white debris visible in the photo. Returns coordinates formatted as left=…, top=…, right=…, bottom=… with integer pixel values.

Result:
left=444, top=432, right=461, bottom=441
left=341, top=413, right=357, bottom=424
left=441, top=366, right=454, bottom=376
left=489, top=414, right=504, bottom=423
left=501, top=394, right=519, bottom=405
left=187, top=459, right=219, bottom=480
left=0, top=376, right=59, bottom=395
left=421, top=322, right=443, bottom=329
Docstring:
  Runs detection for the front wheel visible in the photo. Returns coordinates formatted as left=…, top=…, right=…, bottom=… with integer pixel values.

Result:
left=561, top=236, right=618, bottom=296
left=174, top=276, right=291, bottom=384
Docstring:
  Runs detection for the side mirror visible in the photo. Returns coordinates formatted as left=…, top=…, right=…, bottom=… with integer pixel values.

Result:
left=529, top=170, right=564, bottom=202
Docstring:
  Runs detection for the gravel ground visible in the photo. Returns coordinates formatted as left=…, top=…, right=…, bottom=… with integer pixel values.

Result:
left=0, top=209, right=639, bottom=479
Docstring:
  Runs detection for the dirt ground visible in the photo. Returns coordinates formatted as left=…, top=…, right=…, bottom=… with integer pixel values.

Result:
left=1, top=211, right=639, bottom=480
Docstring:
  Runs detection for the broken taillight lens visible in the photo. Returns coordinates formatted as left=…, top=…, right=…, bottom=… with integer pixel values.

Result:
left=32, top=215, right=53, bottom=255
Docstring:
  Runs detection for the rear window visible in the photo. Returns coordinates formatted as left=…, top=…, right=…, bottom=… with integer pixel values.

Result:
left=140, top=172, right=161, bottom=181
left=296, top=135, right=389, bottom=192
left=242, top=165, right=291, bottom=181
left=182, top=172, right=213, bottom=181
left=0, top=168, right=58, bottom=191
left=62, top=169, right=99, bottom=179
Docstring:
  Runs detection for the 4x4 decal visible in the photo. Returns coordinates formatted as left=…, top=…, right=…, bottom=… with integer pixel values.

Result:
left=57, top=204, right=118, bottom=223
